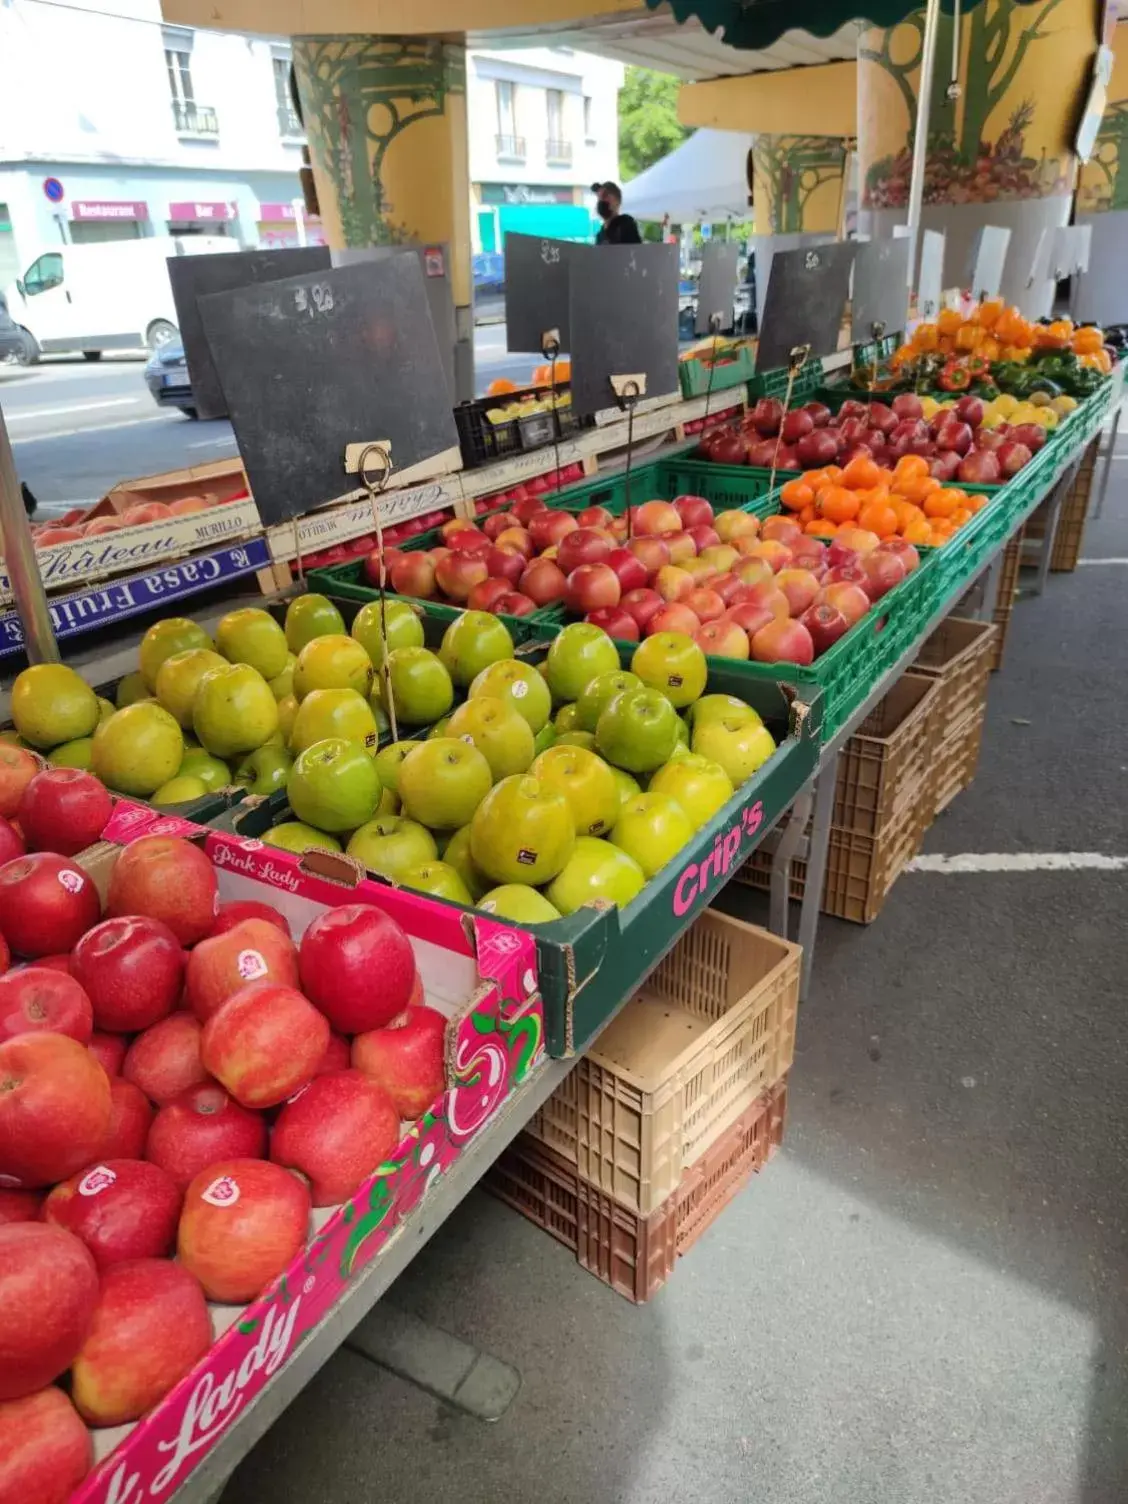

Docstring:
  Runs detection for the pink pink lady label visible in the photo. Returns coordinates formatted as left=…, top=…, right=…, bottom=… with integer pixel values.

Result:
left=201, top=1175, right=240, bottom=1208
left=236, top=950, right=267, bottom=981
left=58, top=869, right=85, bottom=894
left=79, top=1165, right=117, bottom=1197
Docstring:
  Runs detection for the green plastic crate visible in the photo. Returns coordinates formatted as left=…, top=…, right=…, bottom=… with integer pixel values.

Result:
left=678, top=341, right=756, bottom=398
left=550, top=456, right=780, bottom=517
left=748, top=358, right=825, bottom=403
left=208, top=644, right=821, bottom=1058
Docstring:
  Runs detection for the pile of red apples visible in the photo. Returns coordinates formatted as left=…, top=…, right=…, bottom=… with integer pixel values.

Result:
left=0, top=763, right=442, bottom=1499
left=696, top=393, right=1044, bottom=484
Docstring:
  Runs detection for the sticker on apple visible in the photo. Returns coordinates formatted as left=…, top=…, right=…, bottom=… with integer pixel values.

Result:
left=237, top=949, right=268, bottom=981
left=516, top=848, right=537, bottom=866
left=511, top=681, right=529, bottom=699
left=78, top=1165, right=117, bottom=1197
left=201, top=1175, right=240, bottom=1208
left=58, top=869, right=85, bottom=894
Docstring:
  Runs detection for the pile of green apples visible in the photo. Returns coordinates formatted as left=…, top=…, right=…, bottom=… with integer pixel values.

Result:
left=4, top=593, right=410, bottom=807
left=270, top=611, right=779, bottom=926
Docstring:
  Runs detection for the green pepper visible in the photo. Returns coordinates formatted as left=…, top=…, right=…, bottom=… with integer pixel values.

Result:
left=972, top=382, right=1000, bottom=400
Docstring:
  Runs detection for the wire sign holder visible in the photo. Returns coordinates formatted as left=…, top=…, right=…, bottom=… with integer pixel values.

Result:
left=608, top=372, right=647, bottom=537
left=768, top=344, right=811, bottom=497
left=345, top=439, right=399, bottom=743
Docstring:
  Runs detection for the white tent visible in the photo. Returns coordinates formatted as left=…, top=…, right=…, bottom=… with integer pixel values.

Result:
left=623, top=129, right=755, bottom=224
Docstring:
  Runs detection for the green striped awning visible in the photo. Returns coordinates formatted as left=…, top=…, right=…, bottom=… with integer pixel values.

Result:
left=650, top=0, right=1043, bottom=50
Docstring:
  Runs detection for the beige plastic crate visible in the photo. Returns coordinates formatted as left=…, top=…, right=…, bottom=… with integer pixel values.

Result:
left=525, top=911, right=799, bottom=1217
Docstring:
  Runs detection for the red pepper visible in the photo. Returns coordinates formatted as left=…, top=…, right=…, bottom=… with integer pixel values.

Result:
left=938, top=360, right=972, bottom=392
left=965, top=354, right=992, bottom=379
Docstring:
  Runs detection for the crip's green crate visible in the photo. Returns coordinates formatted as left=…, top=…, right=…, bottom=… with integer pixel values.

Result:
left=748, top=358, right=825, bottom=402
left=303, top=561, right=561, bottom=637
left=851, top=333, right=903, bottom=369
left=678, top=342, right=756, bottom=398
left=210, top=647, right=821, bottom=1059
left=549, top=456, right=780, bottom=517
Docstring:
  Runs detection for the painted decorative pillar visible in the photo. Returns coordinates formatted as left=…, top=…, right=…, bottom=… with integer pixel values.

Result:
left=1073, top=22, right=1128, bottom=322
left=857, top=0, right=1099, bottom=315
left=291, top=36, right=472, bottom=396
left=750, top=135, right=848, bottom=236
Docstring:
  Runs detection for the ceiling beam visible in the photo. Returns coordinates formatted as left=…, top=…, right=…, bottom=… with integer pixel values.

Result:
left=678, top=59, right=857, bottom=137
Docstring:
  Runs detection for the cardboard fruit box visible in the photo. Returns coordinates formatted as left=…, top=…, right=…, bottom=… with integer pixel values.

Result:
left=66, top=801, right=545, bottom=1504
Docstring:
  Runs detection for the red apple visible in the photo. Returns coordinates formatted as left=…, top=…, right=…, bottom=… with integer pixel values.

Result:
left=605, top=548, right=648, bottom=593
left=315, top=1032, right=351, bottom=1076
left=620, top=588, right=664, bottom=632
left=492, top=591, right=537, bottom=617
left=633, top=500, right=682, bottom=536
left=106, top=836, right=217, bottom=947
left=724, top=602, right=776, bottom=637
left=664, top=530, right=697, bottom=564
left=745, top=438, right=781, bottom=467
left=714, top=511, right=760, bottom=544
left=178, top=1157, right=310, bottom=1304
left=761, top=517, right=803, bottom=549
left=695, top=620, right=749, bottom=659
left=791, top=537, right=829, bottom=572
left=445, top=529, right=490, bottom=558
left=98, top=1078, right=152, bottom=1160
left=674, top=494, right=714, bottom=529
left=0, top=822, right=23, bottom=871
left=800, top=602, right=851, bottom=655
left=750, top=618, right=815, bottom=666
left=89, top=1032, right=125, bottom=1077
left=577, top=505, right=615, bottom=530
left=352, top=1005, right=446, bottom=1120
left=780, top=409, right=814, bottom=444
left=495, top=525, right=534, bottom=558
left=734, top=556, right=775, bottom=589
left=482, top=510, right=515, bottom=541
left=483, top=545, right=526, bottom=585
left=298, top=904, right=416, bottom=1034
left=683, top=587, right=726, bottom=623
left=585, top=607, right=639, bottom=641
left=556, top=528, right=612, bottom=575
left=867, top=401, right=897, bottom=435
left=750, top=397, right=784, bottom=435
left=17, top=770, right=111, bottom=857
left=997, top=440, right=1033, bottom=477
left=210, top=900, right=291, bottom=940
left=774, top=568, right=822, bottom=618
left=123, top=1014, right=207, bottom=1105
left=464, top=578, right=509, bottom=614
left=0, top=968, right=92, bottom=1046
left=439, top=517, right=477, bottom=544
left=1006, top=423, right=1046, bottom=452
left=954, top=395, right=984, bottom=428
left=745, top=540, right=792, bottom=574
left=566, top=563, right=620, bottom=615
left=876, top=537, right=920, bottom=573
left=0, top=1033, right=110, bottom=1188
left=736, top=581, right=790, bottom=620
left=803, top=401, right=832, bottom=427
left=435, top=553, right=489, bottom=603
left=0, top=1189, right=41, bottom=1224
left=388, top=553, right=437, bottom=599
left=709, top=430, right=748, bottom=465
left=958, top=450, right=1001, bottom=484
left=796, top=429, right=839, bottom=467
left=201, top=981, right=329, bottom=1110
left=518, top=557, right=568, bottom=606
left=818, top=581, right=871, bottom=626
left=711, top=573, right=744, bottom=606
left=934, top=420, right=973, bottom=456
left=686, top=524, right=721, bottom=554
left=271, top=1069, right=401, bottom=1207
left=0, top=1223, right=98, bottom=1401
left=930, top=450, right=962, bottom=482
left=0, top=1384, right=92, bottom=1504
left=510, top=494, right=547, bottom=526
left=654, top=565, right=693, bottom=603
left=859, top=551, right=906, bottom=601
left=185, top=918, right=299, bottom=1024
left=145, top=1083, right=266, bottom=1189
left=0, top=853, right=100, bottom=959
left=646, top=604, right=701, bottom=637
left=44, top=1159, right=182, bottom=1270
left=834, top=526, right=881, bottom=557
left=626, top=535, right=670, bottom=575
left=361, top=546, right=401, bottom=588
left=891, top=393, right=924, bottom=421
left=72, top=916, right=183, bottom=1033
left=0, top=748, right=40, bottom=820
left=527, top=511, right=578, bottom=552
left=71, top=1257, right=211, bottom=1426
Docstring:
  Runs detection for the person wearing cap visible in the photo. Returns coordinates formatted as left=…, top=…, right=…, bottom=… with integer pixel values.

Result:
left=592, top=182, right=642, bottom=246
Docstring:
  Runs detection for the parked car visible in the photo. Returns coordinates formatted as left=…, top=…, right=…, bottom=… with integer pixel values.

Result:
left=144, top=339, right=196, bottom=418
left=0, top=292, right=28, bottom=364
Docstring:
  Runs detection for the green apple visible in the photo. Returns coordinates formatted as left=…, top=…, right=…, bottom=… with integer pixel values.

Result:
left=276, top=694, right=299, bottom=744
left=92, top=703, right=183, bottom=796
left=397, top=738, right=493, bottom=830
left=373, top=740, right=421, bottom=798
left=48, top=737, right=94, bottom=770
left=351, top=599, right=424, bottom=668
left=347, top=815, right=437, bottom=880
left=554, top=704, right=583, bottom=735
left=532, top=722, right=557, bottom=756
left=398, top=860, right=473, bottom=905
left=426, top=717, right=451, bottom=740
left=11, top=664, right=99, bottom=749
left=692, top=715, right=777, bottom=786
left=610, top=767, right=642, bottom=806
left=374, top=647, right=453, bottom=727
left=447, top=697, right=535, bottom=781
left=293, top=634, right=374, bottom=702
left=154, top=648, right=228, bottom=729
left=685, top=694, right=758, bottom=731
left=531, top=745, right=620, bottom=837
left=96, top=698, right=115, bottom=725
left=152, top=774, right=209, bottom=806
left=284, top=593, right=345, bottom=654
left=264, top=821, right=342, bottom=855
left=192, top=664, right=279, bottom=759
left=442, top=825, right=490, bottom=900
left=268, top=655, right=296, bottom=701
left=469, top=774, right=575, bottom=886
left=139, top=618, right=213, bottom=692
left=556, top=731, right=597, bottom=751
left=178, top=748, right=232, bottom=791
left=545, top=623, right=620, bottom=704
left=545, top=837, right=646, bottom=914
left=288, top=737, right=382, bottom=832
left=676, top=716, right=690, bottom=745
left=478, top=885, right=561, bottom=924
left=290, top=688, right=379, bottom=755
left=470, top=660, right=551, bottom=734
left=235, top=744, right=293, bottom=795
left=215, top=607, right=289, bottom=681
left=439, top=611, right=514, bottom=687
left=648, top=754, right=733, bottom=829
left=575, top=670, right=642, bottom=732
left=594, top=688, right=679, bottom=774
left=115, top=671, right=149, bottom=709
left=610, top=792, right=695, bottom=878
left=630, top=633, right=708, bottom=709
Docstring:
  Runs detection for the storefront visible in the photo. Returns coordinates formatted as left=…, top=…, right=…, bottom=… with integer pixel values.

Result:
left=473, top=183, right=592, bottom=252
left=67, top=199, right=149, bottom=244
left=167, top=199, right=238, bottom=237
left=256, top=200, right=327, bottom=249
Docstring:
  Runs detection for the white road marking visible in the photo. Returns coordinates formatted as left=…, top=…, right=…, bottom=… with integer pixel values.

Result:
left=1077, top=558, right=1128, bottom=565
left=11, top=414, right=172, bottom=444
left=908, top=852, right=1128, bottom=874
left=187, top=436, right=236, bottom=450
left=6, top=397, right=141, bottom=422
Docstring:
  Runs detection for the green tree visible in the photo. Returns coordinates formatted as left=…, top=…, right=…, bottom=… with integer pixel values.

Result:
left=618, top=66, right=690, bottom=181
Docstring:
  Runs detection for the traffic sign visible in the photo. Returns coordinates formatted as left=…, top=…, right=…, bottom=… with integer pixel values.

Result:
left=43, top=178, right=64, bottom=203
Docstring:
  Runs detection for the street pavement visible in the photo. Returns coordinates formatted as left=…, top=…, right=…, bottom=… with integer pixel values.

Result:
left=0, top=327, right=539, bottom=513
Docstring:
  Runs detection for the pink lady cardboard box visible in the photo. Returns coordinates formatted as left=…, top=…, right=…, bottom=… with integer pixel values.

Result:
left=69, top=805, right=545, bottom=1504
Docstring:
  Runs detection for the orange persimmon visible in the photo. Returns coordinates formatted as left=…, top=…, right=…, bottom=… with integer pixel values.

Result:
left=857, top=501, right=898, bottom=538
left=841, top=455, right=883, bottom=490
left=780, top=479, right=814, bottom=512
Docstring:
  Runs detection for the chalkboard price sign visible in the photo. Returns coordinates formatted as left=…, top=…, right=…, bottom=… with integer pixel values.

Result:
left=504, top=232, right=577, bottom=353
left=198, top=256, right=460, bottom=528
left=755, top=242, right=857, bottom=374
left=568, top=242, right=679, bottom=417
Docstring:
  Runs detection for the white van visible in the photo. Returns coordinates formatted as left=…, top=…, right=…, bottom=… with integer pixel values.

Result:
left=3, top=235, right=237, bottom=363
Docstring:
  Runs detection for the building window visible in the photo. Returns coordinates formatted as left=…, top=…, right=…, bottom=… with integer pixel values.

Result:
left=273, top=54, right=303, bottom=138
left=164, top=30, right=218, bottom=139
left=583, top=95, right=594, bottom=143
left=495, top=81, right=524, bottom=160
left=545, top=91, right=571, bottom=165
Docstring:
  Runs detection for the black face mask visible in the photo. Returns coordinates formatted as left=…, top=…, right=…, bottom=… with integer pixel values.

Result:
left=596, top=200, right=613, bottom=221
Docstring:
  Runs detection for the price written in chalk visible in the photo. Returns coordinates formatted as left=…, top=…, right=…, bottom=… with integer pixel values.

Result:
left=293, top=282, right=335, bottom=317
left=804, top=251, right=821, bottom=271
left=540, top=241, right=561, bottom=266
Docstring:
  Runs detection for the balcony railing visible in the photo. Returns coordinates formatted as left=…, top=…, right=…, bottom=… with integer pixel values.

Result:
left=277, top=101, right=304, bottom=138
left=545, top=137, right=573, bottom=165
left=172, top=100, right=219, bottom=138
left=495, top=133, right=526, bottom=160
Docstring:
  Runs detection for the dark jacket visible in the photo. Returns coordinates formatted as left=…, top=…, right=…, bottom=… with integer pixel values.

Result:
left=596, top=213, right=642, bottom=246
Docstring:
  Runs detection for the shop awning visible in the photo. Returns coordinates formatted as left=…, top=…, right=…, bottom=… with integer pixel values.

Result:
left=648, top=0, right=1043, bottom=51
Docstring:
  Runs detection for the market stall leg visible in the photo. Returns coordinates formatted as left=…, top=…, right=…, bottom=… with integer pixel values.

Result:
left=1093, top=393, right=1123, bottom=520
left=797, top=754, right=837, bottom=999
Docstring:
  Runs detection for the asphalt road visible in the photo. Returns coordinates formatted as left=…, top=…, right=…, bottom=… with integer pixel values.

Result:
left=0, top=326, right=538, bottom=514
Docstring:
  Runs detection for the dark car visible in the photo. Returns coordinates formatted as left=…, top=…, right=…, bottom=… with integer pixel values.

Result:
left=144, top=340, right=196, bottom=418
left=0, top=293, right=27, bottom=364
